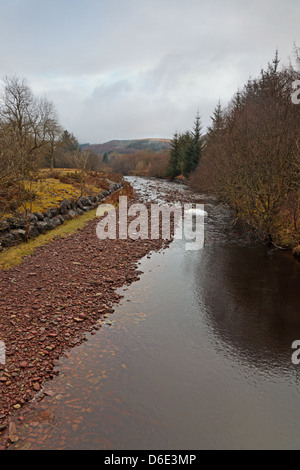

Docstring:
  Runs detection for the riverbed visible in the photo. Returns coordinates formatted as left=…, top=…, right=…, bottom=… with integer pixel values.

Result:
left=7, top=177, right=300, bottom=450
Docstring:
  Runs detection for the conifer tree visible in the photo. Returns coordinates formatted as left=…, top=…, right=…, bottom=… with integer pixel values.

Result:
left=191, top=112, right=202, bottom=171
left=209, top=101, right=224, bottom=133
left=167, top=131, right=181, bottom=178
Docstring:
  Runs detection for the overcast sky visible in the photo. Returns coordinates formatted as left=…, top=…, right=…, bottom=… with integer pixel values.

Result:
left=0, top=0, right=299, bottom=143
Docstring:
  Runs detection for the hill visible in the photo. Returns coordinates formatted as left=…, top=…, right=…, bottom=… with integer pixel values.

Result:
left=85, top=138, right=171, bottom=156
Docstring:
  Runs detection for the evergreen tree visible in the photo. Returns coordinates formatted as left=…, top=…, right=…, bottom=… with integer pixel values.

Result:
left=191, top=112, right=202, bottom=171
left=209, top=101, right=224, bottom=133
left=167, top=132, right=181, bottom=178
left=182, top=131, right=194, bottom=177
left=60, top=130, right=79, bottom=152
left=168, top=113, right=203, bottom=179
left=206, top=101, right=225, bottom=146
left=183, top=114, right=203, bottom=176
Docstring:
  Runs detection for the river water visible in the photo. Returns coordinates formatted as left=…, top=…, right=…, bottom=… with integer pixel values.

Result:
left=9, top=177, right=300, bottom=450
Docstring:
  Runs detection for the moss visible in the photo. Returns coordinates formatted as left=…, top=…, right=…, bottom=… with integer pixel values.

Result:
left=1, top=177, right=102, bottom=220
left=22, top=178, right=101, bottom=213
left=0, top=172, right=128, bottom=270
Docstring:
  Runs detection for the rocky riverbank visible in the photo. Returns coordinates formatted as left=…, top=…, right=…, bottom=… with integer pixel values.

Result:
left=0, top=180, right=122, bottom=251
left=0, top=193, right=174, bottom=448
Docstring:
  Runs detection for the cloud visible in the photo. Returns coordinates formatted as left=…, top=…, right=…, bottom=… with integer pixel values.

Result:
left=0, top=0, right=299, bottom=142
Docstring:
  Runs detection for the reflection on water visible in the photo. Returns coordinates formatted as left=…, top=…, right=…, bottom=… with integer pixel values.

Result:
left=197, top=244, right=300, bottom=374
left=9, top=177, right=300, bottom=450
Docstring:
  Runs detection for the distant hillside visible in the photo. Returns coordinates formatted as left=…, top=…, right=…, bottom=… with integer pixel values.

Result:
left=85, top=138, right=171, bottom=156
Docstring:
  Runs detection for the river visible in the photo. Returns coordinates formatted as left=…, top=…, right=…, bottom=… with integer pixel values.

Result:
left=8, top=177, right=300, bottom=450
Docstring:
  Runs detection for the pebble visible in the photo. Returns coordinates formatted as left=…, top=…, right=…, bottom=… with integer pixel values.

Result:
left=0, top=190, right=175, bottom=446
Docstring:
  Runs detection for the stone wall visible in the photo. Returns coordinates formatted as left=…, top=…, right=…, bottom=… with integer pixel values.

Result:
left=0, top=181, right=122, bottom=251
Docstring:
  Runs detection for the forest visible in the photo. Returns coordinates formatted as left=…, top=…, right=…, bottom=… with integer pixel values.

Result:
left=189, top=50, right=300, bottom=249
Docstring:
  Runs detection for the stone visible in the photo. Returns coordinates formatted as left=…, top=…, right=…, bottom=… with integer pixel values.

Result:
left=28, top=225, right=39, bottom=239
left=33, top=212, right=44, bottom=221
left=51, top=217, right=62, bottom=228
left=45, top=207, right=58, bottom=219
left=59, top=198, right=71, bottom=214
left=79, top=196, right=91, bottom=206
left=76, top=199, right=84, bottom=210
left=57, top=215, right=65, bottom=224
left=0, top=233, right=16, bottom=247
left=109, top=182, right=119, bottom=192
left=50, top=207, right=59, bottom=217
left=36, top=221, right=48, bottom=234
left=0, top=220, right=10, bottom=232
left=33, top=383, right=40, bottom=392
left=6, top=216, right=26, bottom=230
left=68, top=210, right=77, bottom=219
left=43, top=217, right=53, bottom=230
left=9, top=422, right=17, bottom=436
left=29, top=213, right=38, bottom=223
left=10, top=229, right=26, bottom=242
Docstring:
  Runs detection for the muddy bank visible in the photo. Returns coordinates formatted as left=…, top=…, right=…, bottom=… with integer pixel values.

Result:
left=0, top=194, right=175, bottom=448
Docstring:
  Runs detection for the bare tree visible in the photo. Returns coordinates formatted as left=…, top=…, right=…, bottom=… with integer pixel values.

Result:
left=73, top=149, right=89, bottom=204
left=0, top=122, right=19, bottom=183
left=45, top=119, right=63, bottom=170
left=192, top=52, right=300, bottom=245
left=0, top=76, right=62, bottom=238
left=0, top=76, right=60, bottom=178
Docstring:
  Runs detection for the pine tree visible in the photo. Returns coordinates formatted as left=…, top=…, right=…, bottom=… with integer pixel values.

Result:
left=210, top=101, right=224, bottom=132
left=167, top=132, right=181, bottom=178
left=182, top=131, right=194, bottom=177
left=183, top=113, right=203, bottom=176
left=61, top=130, right=79, bottom=152
left=191, top=112, right=202, bottom=171
left=168, top=113, right=203, bottom=179
left=206, top=101, right=225, bottom=145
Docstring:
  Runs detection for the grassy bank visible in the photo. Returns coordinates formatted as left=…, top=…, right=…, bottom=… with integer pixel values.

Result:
left=0, top=207, right=98, bottom=270
left=0, top=179, right=134, bottom=270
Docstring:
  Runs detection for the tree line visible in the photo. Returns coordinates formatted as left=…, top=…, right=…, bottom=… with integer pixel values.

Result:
left=106, top=113, right=204, bottom=180
left=0, top=76, right=102, bottom=179
left=190, top=49, right=300, bottom=247
left=166, top=112, right=203, bottom=178
left=0, top=76, right=103, bottom=229
left=105, top=149, right=170, bottom=178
